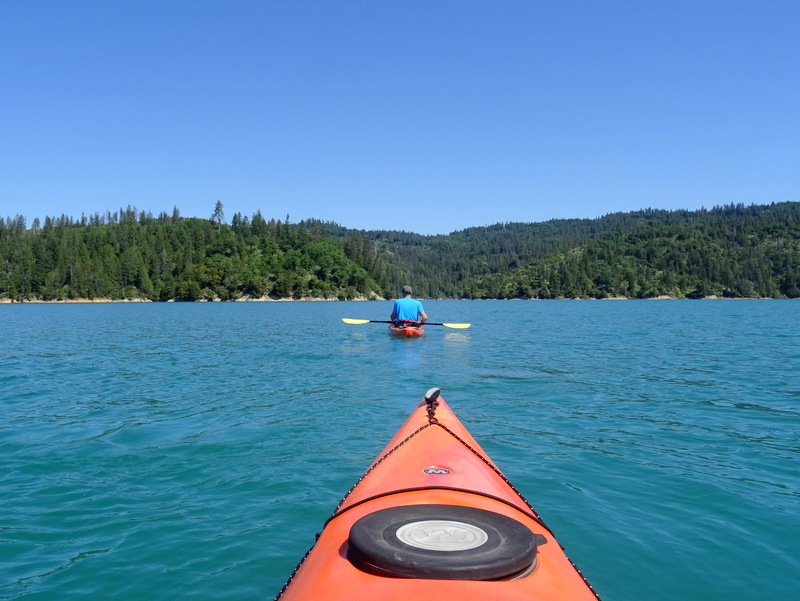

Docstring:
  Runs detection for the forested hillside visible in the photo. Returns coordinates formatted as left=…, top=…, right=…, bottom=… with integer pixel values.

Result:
left=2, top=202, right=799, bottom=301
left=0, top=207, right=383, bottom=302
left=333, top=202, right=800, bottom=299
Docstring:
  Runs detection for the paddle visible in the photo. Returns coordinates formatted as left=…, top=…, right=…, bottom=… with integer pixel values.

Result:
left=342, top=318, right=471, bottom=329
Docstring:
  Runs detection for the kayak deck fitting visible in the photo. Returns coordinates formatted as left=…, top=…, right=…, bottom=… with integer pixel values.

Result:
left=275, top=388, right=602, bottom=600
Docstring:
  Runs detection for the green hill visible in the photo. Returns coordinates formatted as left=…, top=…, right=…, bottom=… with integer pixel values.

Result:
left=0, top=207, right=382, bottom=302
left=2, top=202, right=799, bottom=301
left=334, top=202, right=800, bottom=299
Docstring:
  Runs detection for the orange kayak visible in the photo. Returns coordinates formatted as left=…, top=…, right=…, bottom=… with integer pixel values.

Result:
left=389, top=324, right=425, bottom=338
left=275, top=388, right=602, bottom=601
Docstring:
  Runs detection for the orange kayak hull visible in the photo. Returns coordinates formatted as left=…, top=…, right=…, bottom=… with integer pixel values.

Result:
left=389, top=325, right=424, bottom=337
left=275, top=389, right=601, bottom=601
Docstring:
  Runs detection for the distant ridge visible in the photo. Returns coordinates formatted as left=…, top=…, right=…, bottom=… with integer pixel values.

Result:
left=2, top=202, right=798, bottom=301
left=327, top=202, right=800, bottom=299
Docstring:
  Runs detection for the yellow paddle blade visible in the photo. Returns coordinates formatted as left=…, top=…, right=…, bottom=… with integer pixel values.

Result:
left=342, top=318, right=471, bottom=329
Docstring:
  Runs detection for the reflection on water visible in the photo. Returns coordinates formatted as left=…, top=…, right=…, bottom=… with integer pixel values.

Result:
left=391, top=336, right=423, bottom=371
left=443, top=332, right=471, bottom=345
left=441, top=332, right=472, bottom=367
left=338, top=331, right=370, bottom=355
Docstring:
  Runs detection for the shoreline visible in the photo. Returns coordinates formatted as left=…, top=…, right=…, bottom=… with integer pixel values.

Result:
left=0, top=295, right=786, bottom=304
left=0, top=295, right=384, bottom=304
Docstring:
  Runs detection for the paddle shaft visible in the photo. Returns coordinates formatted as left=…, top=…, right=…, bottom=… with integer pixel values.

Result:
left=342, top=318, right=470, bottom=329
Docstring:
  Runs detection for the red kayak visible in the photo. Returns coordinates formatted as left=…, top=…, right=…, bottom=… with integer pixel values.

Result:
left=275, top=388, right=602, bottom=601
left=389, top=324, right=425, bottom=338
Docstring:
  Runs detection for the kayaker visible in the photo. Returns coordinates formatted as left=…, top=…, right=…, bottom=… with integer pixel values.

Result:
left=391, top=285, right=427, bottom=328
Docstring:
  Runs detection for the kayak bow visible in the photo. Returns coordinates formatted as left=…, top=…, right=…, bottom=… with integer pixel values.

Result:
left=275, top=388, right=602, bottom=601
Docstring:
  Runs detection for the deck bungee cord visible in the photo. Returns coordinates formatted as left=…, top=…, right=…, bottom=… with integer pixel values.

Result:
left=275, top=387, right=603, bottom=600
left=325, top=389, right=553, bottom=535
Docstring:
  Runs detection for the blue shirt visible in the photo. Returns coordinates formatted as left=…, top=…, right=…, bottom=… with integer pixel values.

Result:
left=392, top=297, right=425, bottom=322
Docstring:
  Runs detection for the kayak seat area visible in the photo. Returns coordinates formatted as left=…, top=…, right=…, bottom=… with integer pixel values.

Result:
left=393, top=320, right=421, bottom=328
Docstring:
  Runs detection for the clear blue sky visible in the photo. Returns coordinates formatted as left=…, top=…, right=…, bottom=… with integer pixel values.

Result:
left=2, top=1, right=797, bottom=235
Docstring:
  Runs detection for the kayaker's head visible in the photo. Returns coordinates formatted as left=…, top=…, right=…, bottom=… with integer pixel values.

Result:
left=402, top=285, right=413, bottom=297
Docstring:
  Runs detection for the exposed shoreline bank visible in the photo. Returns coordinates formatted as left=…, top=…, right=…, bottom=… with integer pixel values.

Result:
left=0, top=296, right=380, bottom=304
left=0, top=295, right=785, bottom=304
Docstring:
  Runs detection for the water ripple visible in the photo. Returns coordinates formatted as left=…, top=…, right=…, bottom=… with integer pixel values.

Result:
left=1, top=300, right=798, bottom=601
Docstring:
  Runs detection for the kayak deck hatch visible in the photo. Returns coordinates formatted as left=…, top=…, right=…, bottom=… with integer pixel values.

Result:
left=275, top=387, right=602, bottom=601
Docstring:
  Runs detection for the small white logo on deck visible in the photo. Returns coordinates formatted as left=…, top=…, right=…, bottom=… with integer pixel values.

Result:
left=423, top=467, right=451, bottom=474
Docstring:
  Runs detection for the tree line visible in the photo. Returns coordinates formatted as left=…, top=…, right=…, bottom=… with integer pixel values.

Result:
left=330, top=201, right=800, bottom=299
left=1, top=201, right=798, bottom=302
left=0, top=206, right=383, bottom=301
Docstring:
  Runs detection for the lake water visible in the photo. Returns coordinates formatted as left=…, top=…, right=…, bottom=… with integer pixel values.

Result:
left=1, top=300, right=798, bottom=600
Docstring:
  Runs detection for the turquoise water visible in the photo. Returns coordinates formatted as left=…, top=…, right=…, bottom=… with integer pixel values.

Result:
left=1, top=300, right=798, bottom=600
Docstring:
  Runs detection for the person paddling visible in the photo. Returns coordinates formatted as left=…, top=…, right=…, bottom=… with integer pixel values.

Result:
left=391, top=285, right=428, bottom=328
